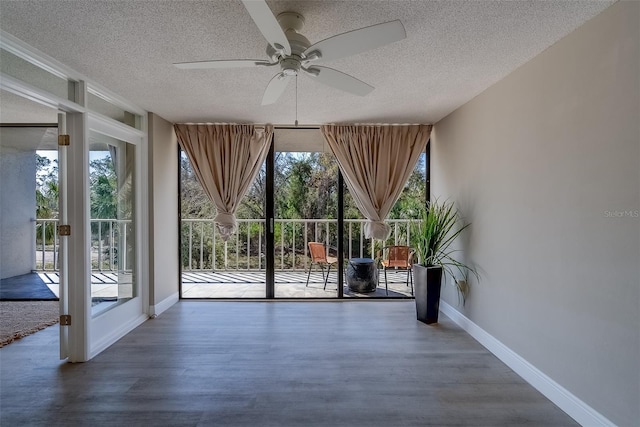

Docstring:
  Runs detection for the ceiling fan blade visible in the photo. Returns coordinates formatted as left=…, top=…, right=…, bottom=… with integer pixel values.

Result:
left=174, top=59, right=273, bottom=69
left=241, top=0, right=291, bottom=56
left=262, top=73, right=293, bottom=105
left=303, top=66, right=374, bottom=96
left=303, top=20, right=405, bottom=63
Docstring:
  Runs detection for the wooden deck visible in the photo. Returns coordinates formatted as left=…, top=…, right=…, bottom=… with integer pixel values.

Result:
left=38, top=270, right=414, bottom=299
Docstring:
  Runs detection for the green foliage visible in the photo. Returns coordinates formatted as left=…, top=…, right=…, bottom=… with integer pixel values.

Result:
left=35, top=152, right=125, bottom=221
left=35, top=154, right=58, bottom=219
left=35, top=153, right=59, bottom=245
left=411, top=199, right=478, bottom=303
left=179, top=150, right=428, bottom=269
left=180, top=153, right=216, bottom=218
left=90, top=157, right=118, bottom=219
left=390, top=155, right=426, bottom=220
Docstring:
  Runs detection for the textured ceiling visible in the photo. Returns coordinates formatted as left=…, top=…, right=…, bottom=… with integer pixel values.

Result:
left=0, top=0, right=614, bottom=125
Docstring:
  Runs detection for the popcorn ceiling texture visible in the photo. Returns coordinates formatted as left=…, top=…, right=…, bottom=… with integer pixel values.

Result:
left=0, top=0, right=614, bottom=125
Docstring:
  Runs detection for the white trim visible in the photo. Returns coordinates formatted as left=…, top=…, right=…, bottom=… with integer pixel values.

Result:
left=439, top=301, right=616, bottom=427
left=86, top=85, right=146, bottom=117
left=149, top=292, right=179, bottom=317
left=1, top=29, right=146, bottom=116
left=89, top=313, right=148, bottom=359
left=86, top=115, right=148, bottom=360
left=1, top=30, right=80, bottom=81
left=66, top=109, right=91, bottom=363
left=0, top=72, right=85, bottom=113
left=139, top=115, right=150, bottom=319
left=87, top=111, right=146, bottom=142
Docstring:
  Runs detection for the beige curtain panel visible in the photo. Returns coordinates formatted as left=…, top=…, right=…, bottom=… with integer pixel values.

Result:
left=321, top=124, right=432, bottom=240
left=175, top=124, right=273, bottom=241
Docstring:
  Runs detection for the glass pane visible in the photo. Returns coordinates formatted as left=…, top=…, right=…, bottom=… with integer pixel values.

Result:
left=274, top=152, right=339, bottom=298
left=344, top=151, right=426, bottom=299
left=88, top=90, right=142, bottom=130
left=0, top=48, right=77, bottom=102
left=89, top=132, right=136, bottom=314
left=180, top=150, right=266, bottom=298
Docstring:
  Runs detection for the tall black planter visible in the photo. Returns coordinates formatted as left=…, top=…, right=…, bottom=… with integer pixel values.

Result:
left=413, top=264, right=443, bottom=324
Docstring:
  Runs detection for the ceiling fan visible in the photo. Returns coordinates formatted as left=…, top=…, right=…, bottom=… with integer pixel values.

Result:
left=174, top=0, right=406, bottom=105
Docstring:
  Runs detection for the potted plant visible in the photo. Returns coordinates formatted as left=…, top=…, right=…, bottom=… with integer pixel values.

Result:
left=411, top=200, right=477, bottom=324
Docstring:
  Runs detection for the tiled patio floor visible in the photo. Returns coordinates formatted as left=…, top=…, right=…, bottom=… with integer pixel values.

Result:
left=182, top=270, right=414, bottom=298
left=39, top=270, right=414, bottom=299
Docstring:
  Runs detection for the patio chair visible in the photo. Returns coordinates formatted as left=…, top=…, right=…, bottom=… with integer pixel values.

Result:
left=380, top=245, right=414, bottom=296
left=306, top=242, right=338, bottom=290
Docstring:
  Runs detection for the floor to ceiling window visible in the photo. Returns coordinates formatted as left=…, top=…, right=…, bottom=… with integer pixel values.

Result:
left=273, top=150, right=340, bottom=298
left=179, top=128, right=427, bottom=299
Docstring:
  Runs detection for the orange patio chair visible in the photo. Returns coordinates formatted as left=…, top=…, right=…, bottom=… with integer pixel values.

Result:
left=380, top=245, right=414, bottom=296
left=306, top=242, right=338, bottom=290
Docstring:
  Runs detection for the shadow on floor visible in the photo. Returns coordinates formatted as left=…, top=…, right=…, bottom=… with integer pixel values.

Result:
left=343, top=286, right=411, bottom=298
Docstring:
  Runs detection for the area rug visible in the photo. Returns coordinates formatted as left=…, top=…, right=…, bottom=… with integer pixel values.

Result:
left=0, top=273, right=58, bottom=300
left=0, top=301, right=59, bottom=347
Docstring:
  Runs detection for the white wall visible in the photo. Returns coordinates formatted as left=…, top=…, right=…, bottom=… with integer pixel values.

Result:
left=0, top=148, right=36, bottom=279
left=148, top=113, right=179, bottom=314
left=431, top=2, right=639, bottom=426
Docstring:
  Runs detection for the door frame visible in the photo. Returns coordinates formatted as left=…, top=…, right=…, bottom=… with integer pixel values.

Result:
left=267, top=136, right=344, bottom=299
left=1, top=32, right=149, bottom=361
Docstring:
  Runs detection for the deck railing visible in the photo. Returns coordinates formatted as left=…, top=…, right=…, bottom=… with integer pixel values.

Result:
left=35, top=218, right=131, bottom=271
left=181, top=218, right=413, bottom=272
left=35, top=218, right=415, bottom=273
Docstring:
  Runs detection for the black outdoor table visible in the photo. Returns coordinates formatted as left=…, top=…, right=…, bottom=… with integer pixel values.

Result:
left=346, top=258, right=378, bottom=293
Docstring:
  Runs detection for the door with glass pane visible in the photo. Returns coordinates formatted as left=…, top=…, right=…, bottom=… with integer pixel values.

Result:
left=85, top=119, right=146, bottom=358
left=273, top=150, right=340, bottom=298
left=179, top=149, right=267, bottom=299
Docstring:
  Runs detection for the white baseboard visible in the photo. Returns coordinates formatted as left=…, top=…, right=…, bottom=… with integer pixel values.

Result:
left=90, top=313, right=147, bottom=359
left=149, top=292, right=179, bottom=317
left=440, top=301, right=615, bottom=427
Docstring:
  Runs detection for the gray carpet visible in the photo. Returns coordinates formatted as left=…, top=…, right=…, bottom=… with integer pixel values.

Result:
left=0, top=301, right=59, bottom=347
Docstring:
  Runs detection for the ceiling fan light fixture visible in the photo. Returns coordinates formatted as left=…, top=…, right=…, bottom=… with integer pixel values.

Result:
left=176, top=0, right=406, bottom=105
left=280, top=57, right=301, bottom=76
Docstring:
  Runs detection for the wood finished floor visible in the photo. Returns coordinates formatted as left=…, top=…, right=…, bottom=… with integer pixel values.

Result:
left=0, top=301, right=577, bottom=426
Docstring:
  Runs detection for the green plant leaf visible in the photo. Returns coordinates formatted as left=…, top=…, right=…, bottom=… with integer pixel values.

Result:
left=410, top=199, right=478, bottom=303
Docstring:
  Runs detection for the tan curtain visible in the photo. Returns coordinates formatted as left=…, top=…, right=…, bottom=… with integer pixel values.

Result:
left=174, top=124, right=273, bottom=241
left=321, top=124, right=432, bottom=240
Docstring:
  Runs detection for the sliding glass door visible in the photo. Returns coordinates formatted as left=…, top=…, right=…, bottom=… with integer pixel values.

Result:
left=273, top=150, right=340, bottom=298
left=178, top=129, right=426, bottom=299
left=180, top=149, right=267, bottom=298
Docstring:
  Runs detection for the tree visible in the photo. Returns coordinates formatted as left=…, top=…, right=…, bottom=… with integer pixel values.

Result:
left=35, top=154, right=58, bottom=219
left=178, top=149, right=427, bottom=269
left=389, top=153, right=426, bottom=220
left=180, top=152, right=216, bottom=219
left=35, top=153, right=59, bottom=245
left=90, top=156, right=117, bottom=219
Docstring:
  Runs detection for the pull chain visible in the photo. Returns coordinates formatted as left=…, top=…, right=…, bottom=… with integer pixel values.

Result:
left=294, top=75, right=298, bottom=127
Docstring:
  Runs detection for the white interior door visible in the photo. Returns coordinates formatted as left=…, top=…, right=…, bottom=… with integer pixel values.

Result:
left=64, top=112, right=147, bottom=362
left=85, top=116, right=147, bottom=359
